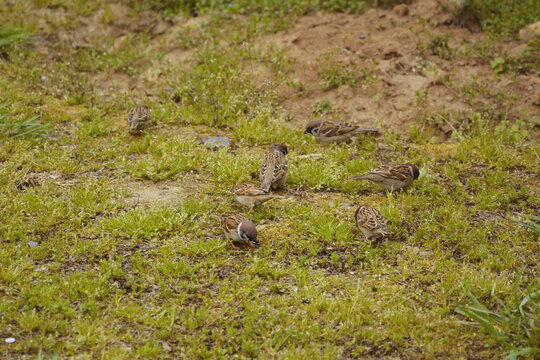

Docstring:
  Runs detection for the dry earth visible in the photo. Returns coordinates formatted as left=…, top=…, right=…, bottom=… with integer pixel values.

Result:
left=31, top=0, right=539, bottom=140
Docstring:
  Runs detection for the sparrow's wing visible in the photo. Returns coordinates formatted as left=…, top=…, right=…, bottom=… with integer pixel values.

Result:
left=356, top=206, right=387, bottom=230
left=233, top=184, right=268, bottom=196
left=385, top=164, right=410, bottom=181
left=128, top=108, right=136, bottom=123
left=369, top=165, right=407, bottom=180
left=221, top=214, right=239, bottom=233
left=319, top=119, right=359, bottom=137
left=261, top=153, right=287, bottom=190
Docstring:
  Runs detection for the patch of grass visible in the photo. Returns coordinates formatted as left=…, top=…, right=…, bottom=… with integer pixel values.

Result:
left=0, top=1, right=539, bottom=359
left=0, top=110, right=51, bottom=139
left=317, top=54, right=357, bottom=89
left=464, top=0, right=540, bottom=38
left=416, top=33, right=455, bottom=60
left=0, top=23, right=26, bottom=57
left=456, top=286, right=539, bottom=360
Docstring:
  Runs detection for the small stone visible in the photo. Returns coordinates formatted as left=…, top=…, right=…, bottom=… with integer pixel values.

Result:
left=393, top=4, right=409, bottom=17
left=27, top=241, right=39, bottom=248
left=519, top=20, right=540, bottom=42
left=162, top=343, right=172, bottom=352
left=358, top=34, right=366, bottom=39
left=340, top=202, right=353, bottom=209
left=298, top=153, right=322, bottom=160
left=202, top=136, right=230, bottom=149
left=5, top=338, right=15, bottom=344
left=445, top=96, right=453, bottom=102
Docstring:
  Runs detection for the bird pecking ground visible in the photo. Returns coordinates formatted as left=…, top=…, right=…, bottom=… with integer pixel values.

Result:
left=0, top=0, right=539, bottom=359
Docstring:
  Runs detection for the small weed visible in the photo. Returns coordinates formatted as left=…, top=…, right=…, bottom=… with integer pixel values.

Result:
left=312, top=99, right=332, bottom=115
left=0, top=113, right=51, bottom=139
left=456, top=285, right=539, bottom=359
left=0, top=23, right=27, bottom=57
left=417, top=34, right=454, bottom=60
left=317, top=54, right=357, bottom=89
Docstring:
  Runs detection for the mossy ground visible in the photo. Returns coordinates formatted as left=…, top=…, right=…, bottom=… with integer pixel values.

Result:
left=0, top=1, right=539, bottom=359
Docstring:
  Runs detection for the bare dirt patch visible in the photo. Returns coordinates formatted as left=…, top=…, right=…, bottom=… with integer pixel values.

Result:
left=33, top=0, right=538, bottom=139
left=258, top=0, right=539, bottom=137
left=125, top=178, right=206, bottom=206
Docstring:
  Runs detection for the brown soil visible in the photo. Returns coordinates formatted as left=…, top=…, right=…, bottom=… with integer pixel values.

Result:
left=35, top=0, right=540, bottom=138
left=262, top=0, right=539, bottom=137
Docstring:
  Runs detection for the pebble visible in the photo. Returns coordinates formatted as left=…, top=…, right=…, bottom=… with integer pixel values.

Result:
left=27, top=241, right=39, bottom=248
left=202, top=136, right=230, bottom=149
left=5, top=338, right=15, bottom=344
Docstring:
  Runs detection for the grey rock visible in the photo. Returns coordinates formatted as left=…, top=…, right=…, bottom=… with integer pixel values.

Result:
left=202, top=136, right=230, bottom=149
left=27, top=241, right=39, bottom=248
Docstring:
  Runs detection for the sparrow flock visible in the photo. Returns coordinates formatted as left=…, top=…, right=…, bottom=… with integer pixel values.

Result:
left=127, top=105, right=420, bottom=249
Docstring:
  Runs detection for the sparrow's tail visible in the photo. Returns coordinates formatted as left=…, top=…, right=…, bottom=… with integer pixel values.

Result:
left=353, top=128, right=380, bottom=135
left=271, top=195, right=293, bottom=200
left=376, top=227, right=392, bottom=237
left=349, top=175, right=369, bottom=180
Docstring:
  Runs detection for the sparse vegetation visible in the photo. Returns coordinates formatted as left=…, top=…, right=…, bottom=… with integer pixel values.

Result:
left=0, top=23, right=26, bottom=57
left=0, top=0, right=538, bottom=359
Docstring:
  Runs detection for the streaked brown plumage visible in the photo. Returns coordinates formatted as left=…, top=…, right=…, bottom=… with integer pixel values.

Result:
left=355, top=205, right=392, bottom=241
left=304, top=119, right=380, bottom=143
left=220, top=213, right=259, bottom=249
left=128, top=104, right=152, bottom=134
left=232, top=183, right=291, bottom=208
left=260, top=143, right=288, bottom=192
left=350, top=163, right=420, bottom=191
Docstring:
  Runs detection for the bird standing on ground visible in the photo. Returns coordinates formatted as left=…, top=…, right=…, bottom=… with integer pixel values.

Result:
left=355, top=204, right=392, bottom=241
left=220, top=213, right=259, bottom=250
left=127, top=104, right=152, bottom=134
left=232, top=183, right=291, bottom=208
left=304, top=119, right=380, bottom=143
left=260, top=143, right=288, bottom=192
left=350, top=163, right=420, bottom=191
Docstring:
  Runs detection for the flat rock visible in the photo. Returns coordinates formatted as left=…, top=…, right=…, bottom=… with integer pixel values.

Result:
left=519, top=20, right=540, bottom=42
left=202, top=136, right=230, bottom=149
left=27, top=241, right=39, bottom=248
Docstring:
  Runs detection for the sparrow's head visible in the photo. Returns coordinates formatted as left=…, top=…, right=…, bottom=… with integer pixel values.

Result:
left=304, top=120, right=322, bottom=136
left=238, top=220, right=259, bottom=247
left=406, top=164, right=420, bottom=180
left=269, top=143, right=288, bottom=155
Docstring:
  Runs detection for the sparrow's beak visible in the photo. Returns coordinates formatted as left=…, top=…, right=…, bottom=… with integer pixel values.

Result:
left=303, top=129, right=310, bottom=134
left=249, top=239, right=260, bottom=247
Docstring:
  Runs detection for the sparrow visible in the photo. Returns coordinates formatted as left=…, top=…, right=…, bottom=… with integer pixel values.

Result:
left=350, top=163, right=420, bottom=191
left=355, top=204, right=392, bottom=241
left=260, top=143, right=288, bottom=192
left=304, top=119, right=380, bottom=143
left=232, top=183, right=291, bottom=208
left=128, top=104, right=152, bottom=134
left=220, top=213, right=259, bottom=250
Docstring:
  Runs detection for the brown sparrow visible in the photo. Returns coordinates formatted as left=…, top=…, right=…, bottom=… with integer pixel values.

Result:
left=350, top=164, right=420, bottom=191
left=128, top=104, right=152, bottom=134
left=232, top=183, right=291, bottom=208
left=355, top=205, right=392, bottom=241
left=220, top=213, right=259, bottom=249
left=304, top=119, right=380, bottom=143
left=260, top=143, right=288, bottom=192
